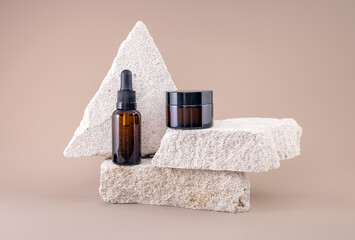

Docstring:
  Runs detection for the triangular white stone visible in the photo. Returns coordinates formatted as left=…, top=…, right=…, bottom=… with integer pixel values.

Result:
left=64, top=21, right=177, bottom=158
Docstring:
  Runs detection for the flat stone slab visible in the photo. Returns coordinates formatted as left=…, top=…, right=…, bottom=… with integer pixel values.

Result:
left=100, top=159, right=250, bottom=213
left=152, top=118, right=302, bottom=172
left=64, top=21, right=176, bottom=158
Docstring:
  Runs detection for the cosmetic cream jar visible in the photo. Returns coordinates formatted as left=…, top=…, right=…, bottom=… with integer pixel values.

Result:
left=166, top=91, right=213, bottom=129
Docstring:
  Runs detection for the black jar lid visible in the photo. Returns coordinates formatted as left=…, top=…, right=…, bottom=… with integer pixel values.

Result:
left=167, top=90, right=213, bottom=106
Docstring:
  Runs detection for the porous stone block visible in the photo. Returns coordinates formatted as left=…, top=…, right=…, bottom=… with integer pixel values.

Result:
left=99, top=159, right=250, bottom=213
left=64, top=21, right=177, bottom=158
left=152, top=118, right=302, bottom=172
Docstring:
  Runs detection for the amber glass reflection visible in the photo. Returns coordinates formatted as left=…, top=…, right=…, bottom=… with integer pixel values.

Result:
left=166, top=105, right=213, bottom=129
left=112, top=109, right=141, bottom=165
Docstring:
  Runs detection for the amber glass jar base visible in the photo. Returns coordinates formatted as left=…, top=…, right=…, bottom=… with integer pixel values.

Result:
left=166, top=123, right=213, bottom=129
left=166, top=105, right=213, bottom=129
left=112, top=158, right=141, bottom=166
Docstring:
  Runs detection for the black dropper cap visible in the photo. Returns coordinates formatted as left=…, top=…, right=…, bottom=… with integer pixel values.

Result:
left=117, top=70, right=136, bottom=110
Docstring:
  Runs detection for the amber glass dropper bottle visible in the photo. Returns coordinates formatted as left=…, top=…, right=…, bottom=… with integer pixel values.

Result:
left=112, top=69, right=141, bottom=165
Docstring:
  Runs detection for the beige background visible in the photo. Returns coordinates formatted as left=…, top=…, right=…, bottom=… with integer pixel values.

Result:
left=1, top=0, right=354, bottom=239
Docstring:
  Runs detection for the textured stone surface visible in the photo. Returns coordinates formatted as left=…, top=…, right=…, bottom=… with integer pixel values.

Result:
left=100, top=159, right=250, bottom=213
left=64, top=21, right=177, bottom=158
left=152, top=118, right=302, bottom=172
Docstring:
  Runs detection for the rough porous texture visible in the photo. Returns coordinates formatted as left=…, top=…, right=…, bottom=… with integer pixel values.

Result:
left=100, top=159, right=250, bottom=213
left=64, top=21, right=177, bottom=158
left=152, top=118, right=302, bottom=172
